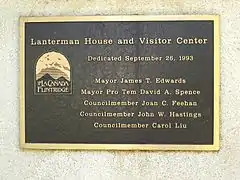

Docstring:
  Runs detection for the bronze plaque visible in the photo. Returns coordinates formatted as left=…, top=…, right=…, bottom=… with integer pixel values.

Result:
left=20, top=15, right=220, bottom=150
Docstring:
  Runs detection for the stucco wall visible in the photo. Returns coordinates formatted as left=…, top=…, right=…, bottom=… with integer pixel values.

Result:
left=0, top=0, right=239, bottom=179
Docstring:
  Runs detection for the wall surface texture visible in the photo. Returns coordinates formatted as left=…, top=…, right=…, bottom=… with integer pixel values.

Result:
left=0, top=0, right=239, bottom=179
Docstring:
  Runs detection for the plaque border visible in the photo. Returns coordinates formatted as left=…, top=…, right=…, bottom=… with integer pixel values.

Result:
left=20, top=15, right=220, bottom=151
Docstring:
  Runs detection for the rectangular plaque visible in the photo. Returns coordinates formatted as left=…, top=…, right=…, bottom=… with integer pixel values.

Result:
left=20, top=15, right=220, bottom=151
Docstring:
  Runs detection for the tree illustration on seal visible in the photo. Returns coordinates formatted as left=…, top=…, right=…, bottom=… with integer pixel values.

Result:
left=36, top=51, right=70, bottom=82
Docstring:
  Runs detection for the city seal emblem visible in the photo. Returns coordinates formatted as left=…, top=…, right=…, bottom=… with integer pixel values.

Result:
left=35, top=51, right=72, bottom=94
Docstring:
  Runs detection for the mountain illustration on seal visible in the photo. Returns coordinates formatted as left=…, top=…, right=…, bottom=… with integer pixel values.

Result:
left=36, top=51, right=70, bottom=81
